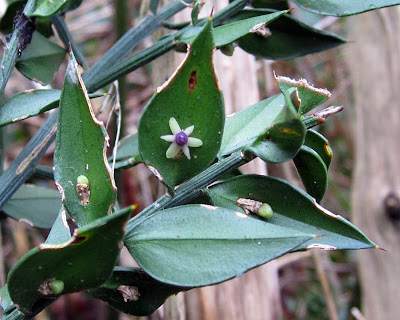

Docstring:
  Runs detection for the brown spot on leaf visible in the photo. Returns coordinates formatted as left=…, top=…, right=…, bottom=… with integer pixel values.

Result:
left=188, top=70, right=197, bottom=91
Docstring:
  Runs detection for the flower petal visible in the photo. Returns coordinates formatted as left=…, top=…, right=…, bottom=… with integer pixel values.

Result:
left=166, top=142, right=181, bottom=158
left=182, top=145, right=191, bottom=160
left=187, top=137, right=203, bottom=147
left=169, top=117, right=181, bottom=135
left=161, top=135, right=175, bottom=142
left=184, top=125, right=194, bottom=136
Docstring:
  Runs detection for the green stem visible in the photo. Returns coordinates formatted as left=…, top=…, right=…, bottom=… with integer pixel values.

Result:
left=0, top=111, right=58, bottom=210
left=125, top=152, right=248, bottom=237
left=0, top=0, right=36, bottom=96
left=86, top=0, right=251, bottom=92
left=83, top=0, right=195, bottom=86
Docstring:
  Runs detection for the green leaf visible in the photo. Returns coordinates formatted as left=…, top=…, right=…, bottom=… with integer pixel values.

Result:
left=125, top=204, right=313, bottom=286
left=54, top=52, right=116, bottom=226
left=244, top=92, right=306, bottom=163
left=304, top=129, right=332, bottom=169
left=30, top=0, right=72, bottom=17
left=293, top=146, right=328, bottom=202
left=138, top=18, right=224, bottom=191
left=275, top=73, right=331, bottom=114
left=230, top=9, right=346, bottom=60
left=207, top=175, right=378, bottom=251
left=177, top=10, right=287, bottom=47
left=214, top=10, right=287, bottom=47
left=45, top=207, right=71, bottom=245
left=7, top=206, right=132, bottom=316
left=110, top=132, right=142, bottom=168
left=0, top=89, right=104, bottom=127
left=149, top=0, right=160, bottom=15
left=16, top=32, right=66, bottom=85
left=249, top=0, right=289, bottom=10
left=292, top=0, right=400, bottom=16
left=2, top=185, right=61, bottom=229
left=219, top=94, right=285, bottom=158
left=87, top=267, right=184, bottom=316
left=0, top=0, right=26, bottom=34
left=115, top=133, right=141, bottom=163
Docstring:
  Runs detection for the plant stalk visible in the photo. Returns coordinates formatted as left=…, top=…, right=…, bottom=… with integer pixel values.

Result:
left=125, top=152, right=248, bottom=236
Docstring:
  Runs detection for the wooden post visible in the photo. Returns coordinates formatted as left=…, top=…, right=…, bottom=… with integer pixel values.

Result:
left=348, top=7, right=400, bottom=319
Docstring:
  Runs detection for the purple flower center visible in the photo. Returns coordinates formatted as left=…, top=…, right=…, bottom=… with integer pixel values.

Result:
left=175, top=131, right=188, bottom=146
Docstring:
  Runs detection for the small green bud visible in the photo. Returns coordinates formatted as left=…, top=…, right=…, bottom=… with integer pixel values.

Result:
left=258, top=203, right=273, bottom=219
left=77, top=175, right=89, bottom=185
left=49, top=280, right=64, bottom=295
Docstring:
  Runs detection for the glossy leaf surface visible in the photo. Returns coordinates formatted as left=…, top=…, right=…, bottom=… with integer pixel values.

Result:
left=230, top=9, right=346, bottom=60
left=16, top=32, right=66, bottom=85
left=304, top=129, right=332, bottom=169
left=219, top=94, right=285, bottom=157
left=292, top=0, right=400, bottom=16
left=138, top=18, right=224, bottom=190
left=54, top=52, right=116, bottom=226
left=0, top=89, right=103, bottom=127
left=7, top=207, right=132, bottom=315
left=244, top=93, right=306, bottom=163
left=293, top=146, right=328, bottom=202
left=207, top=175, right=377, bottom=251
left=2, top=185, right=61, bottom=228
left=178, top=11, right=286, bottom=48
left=30, top=0, right=71, bottom=17
left=275, top=74, right=331, bottom=114
left=125, top=204, right=313, bottom=286
left=88, top=267, right=184, bottom=316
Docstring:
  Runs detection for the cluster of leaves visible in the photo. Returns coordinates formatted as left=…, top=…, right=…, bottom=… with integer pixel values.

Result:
left=0, top=0, right=397, bottom=318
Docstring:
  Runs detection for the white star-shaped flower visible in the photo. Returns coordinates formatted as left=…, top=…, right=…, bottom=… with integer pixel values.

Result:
left=160, top=117, right=203, bottom=160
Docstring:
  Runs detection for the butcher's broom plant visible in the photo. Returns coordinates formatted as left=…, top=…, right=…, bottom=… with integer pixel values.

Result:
left=0, top=0, right=396, bottom=318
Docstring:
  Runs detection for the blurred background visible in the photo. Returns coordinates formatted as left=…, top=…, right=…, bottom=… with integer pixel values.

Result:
left=0, top=0, right=398, bottom=319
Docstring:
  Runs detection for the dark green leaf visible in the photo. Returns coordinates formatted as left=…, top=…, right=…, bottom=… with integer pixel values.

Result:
left=54, top=52, right=116, bottom=226
left=150, top=0, right=160, bottom=15
left=125, top=204, right=313, bottom=286
left=249, top=0, right=289, bottom=10
left=45, top=207, right=71, bottom=245
left=207, top=175, right=378, bottom=251
left=112, top=133, right=141, bottom=163
left=219, top=94, right=285, bottom=157
left=293, top=145, right=328, bottom=202
left=7, top=206, right=132, bottom=315
left=30, top=0, right=72, bottom=17
left=230, top=9, right=346, bottom=60
left=178, top=10, right=287, bottom=47
left=88, top=267, right=184, bottom=316
left=59, top=0, right=82, bottom=13
left=292, top=0, right=400, bottom=16
left=0, top=0, right=25, bottom=34
left=111, top=133, right=142, bottom=170
left=304, top=129, right=332, bottom=169
left=275, top=73, right=331, bottom=114
left=16, top=32, right=66, bottom=85
left=2, top=185, right=61, bottom=228
left=0, top=89, right=104, bottom=127
left=138, top=18, right=224, bottom=191
left=244, top=93, right=306, bottom=163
